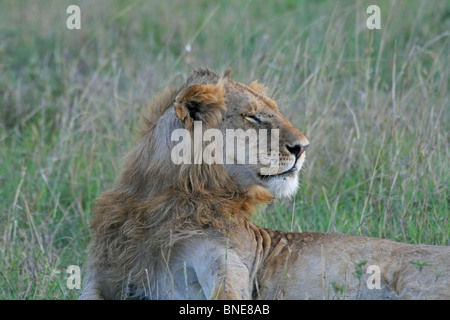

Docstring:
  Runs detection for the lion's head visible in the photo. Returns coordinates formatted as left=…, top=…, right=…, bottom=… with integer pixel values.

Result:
left=86, top=69, right=309, bottom=298
left=135, top=68, right=309, bottom=200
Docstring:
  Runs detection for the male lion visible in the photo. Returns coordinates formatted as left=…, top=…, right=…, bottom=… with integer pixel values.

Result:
left=81, top=69, right=450, bottom=300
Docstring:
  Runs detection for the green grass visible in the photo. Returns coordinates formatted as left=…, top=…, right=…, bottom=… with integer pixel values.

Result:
left=0, top=0, right=449, bottom=299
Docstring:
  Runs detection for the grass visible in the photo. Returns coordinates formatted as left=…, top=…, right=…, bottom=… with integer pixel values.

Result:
left=0, top=0, right=449, bottom=299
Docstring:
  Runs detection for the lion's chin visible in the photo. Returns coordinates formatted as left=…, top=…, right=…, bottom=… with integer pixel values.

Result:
left=259, top=152, right=305, bottom=198
left=264, top=173, right=299, bottom=199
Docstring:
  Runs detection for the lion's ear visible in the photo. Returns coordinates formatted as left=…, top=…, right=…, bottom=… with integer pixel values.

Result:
left=249, top=80, right=268, bottom=94
left=174, top=82, right=226, bottom=129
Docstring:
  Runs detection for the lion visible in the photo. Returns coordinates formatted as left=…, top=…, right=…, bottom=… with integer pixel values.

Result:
left=80, top=68, right=450, bottom=300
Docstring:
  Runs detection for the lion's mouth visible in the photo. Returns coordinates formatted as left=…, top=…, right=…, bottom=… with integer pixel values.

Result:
left=257, top=152, right=306, bottom=180
left=259, top=166, right=297, bottom=180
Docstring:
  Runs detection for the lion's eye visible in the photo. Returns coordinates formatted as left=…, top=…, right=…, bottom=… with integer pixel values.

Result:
left=245, top=115, right=262, bottom=124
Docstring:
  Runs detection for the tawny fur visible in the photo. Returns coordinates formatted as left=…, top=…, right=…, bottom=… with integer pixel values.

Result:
left=81, top=69, right=450, bottom=300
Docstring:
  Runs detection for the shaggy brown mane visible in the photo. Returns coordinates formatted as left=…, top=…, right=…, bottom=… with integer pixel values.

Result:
left=87, top=69, right=273, bottom=296
left=138, top=86, right=178, bottom=137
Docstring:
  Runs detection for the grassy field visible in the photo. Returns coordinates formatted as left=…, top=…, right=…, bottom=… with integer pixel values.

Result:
left=0, top=0, right=448, bottom=299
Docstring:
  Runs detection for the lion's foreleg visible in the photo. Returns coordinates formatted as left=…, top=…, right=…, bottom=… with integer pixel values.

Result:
left=209, top=252, right=252, bottom=300
left=187, top=239, right=252, bottom=300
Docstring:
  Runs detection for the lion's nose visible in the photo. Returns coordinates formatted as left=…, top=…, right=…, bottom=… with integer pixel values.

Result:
left=286, top=143, right=309, bottom=159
